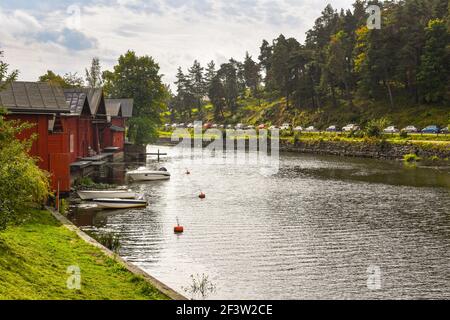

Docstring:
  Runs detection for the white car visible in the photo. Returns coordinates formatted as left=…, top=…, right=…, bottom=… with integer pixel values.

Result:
left=293, top=126, right=303, bottom=132
left=268, top=125, right=278, bottom=130
left=342, top=124, right=360, bottom=132
left=246, top=125, right=255, bottom=130
left=187, top=123, right=194, bottom=129
left=226, top=124, right=233, bottom=129
left=280, top=123, right=291, bottom=130
left=383, top=126, right=399, bottom=133
left=235, top=123, right=244, bottom=130
left=305, top=126, right=316, bottom=132
left=171, top=123, right=178, bottom=129
left=212, top=124, right=218, bottom=128
left=326, top=125, right=338, bottom=132
left=178, top=123, right=185, bottom=128
left=402, top=125, right=418, bottom=133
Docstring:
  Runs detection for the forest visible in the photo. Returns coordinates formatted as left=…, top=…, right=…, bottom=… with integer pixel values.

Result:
left=169, top=0, right=450, bottom=128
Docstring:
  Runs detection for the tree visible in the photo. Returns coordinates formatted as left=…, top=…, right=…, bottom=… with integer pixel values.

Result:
left=188, top=60, right=205, bottom=118
left=0, top=51, right=18, bottom=87
left=217, top=61, right=239, bottom=115
left=243, top=52, right=261, bottom=96
left=417, top=19, right=449, bottom=102
left=103, top=51, right=168, bottom=145
left=85, top=57, right=103, bottom=88
left=39, top=70, right=84, bottom=88
left=1, top=51, right=49, bottom=231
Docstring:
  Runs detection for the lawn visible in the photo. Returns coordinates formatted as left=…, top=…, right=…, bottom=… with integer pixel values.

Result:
left=0, top=210, right=169, bottom=300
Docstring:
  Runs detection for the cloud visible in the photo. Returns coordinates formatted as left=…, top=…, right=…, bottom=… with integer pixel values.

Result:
left=37, top=28, right=98, bottom=51
left=0, top=0, right=356, bottom=87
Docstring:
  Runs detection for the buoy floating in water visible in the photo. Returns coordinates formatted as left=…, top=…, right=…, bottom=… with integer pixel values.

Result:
left=174, top=217, right=184, bottom=233
left=186, top=169, right=191, bottom=175
left=174, top=226, right=184, bottom=233
left=199, top=192, right=206, bottom=199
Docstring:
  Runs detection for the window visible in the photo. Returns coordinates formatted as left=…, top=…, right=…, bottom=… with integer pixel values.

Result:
left=70, top=134, right=75, bottom=153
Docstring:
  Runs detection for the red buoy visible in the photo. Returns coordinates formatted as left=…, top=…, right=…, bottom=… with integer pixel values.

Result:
left=174, top=226, right=184, bottom=233
left=199, top=192, right=206, bottom=199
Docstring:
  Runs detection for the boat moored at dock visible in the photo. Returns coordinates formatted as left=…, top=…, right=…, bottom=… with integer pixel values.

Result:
left=126, top=167, right=171, bottom=182
left=92, top=198, right=148, bottom=209
left=77, top=190, right=137, bottom=200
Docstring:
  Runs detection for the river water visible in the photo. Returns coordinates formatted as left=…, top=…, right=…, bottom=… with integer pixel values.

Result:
left=69, top=145, right=450, bottom=299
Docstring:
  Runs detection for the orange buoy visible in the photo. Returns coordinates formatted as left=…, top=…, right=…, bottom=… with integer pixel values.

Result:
left=199, top=192, right=206, bottom=199
left=174, top=226, right=184, bottom=233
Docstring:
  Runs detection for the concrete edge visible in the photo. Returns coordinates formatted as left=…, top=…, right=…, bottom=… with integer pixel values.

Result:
left=47, top=207, right=188, bottom=300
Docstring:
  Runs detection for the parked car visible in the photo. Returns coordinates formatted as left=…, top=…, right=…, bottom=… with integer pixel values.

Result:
left=211, top=124, right=218, bottom=129
left=226, top=124, right=233, bottom=129
left=326, top=125, right=339, bottom=132
left=383, top=126, right=399, bottom=133
left=186, top=123, right=194, bottom=129
left=305, top=126, right=317, bottom=132
left=171, top=123, right=178, bottom=128
left=193, top=122, right=202, bottom=129
left=235, top=123, right=244, bottom=130
left=268, top=125, right=278, bottom=130
left=164, top=123, right=171, bottom=129
left=293, top=126, right=303, bottom=132
left=342, top=124, right=360, bottom=132
left=178, top=123, right=186, bottom=128
left=440, top=127, right=449, bottom=134
left=258, top=124, right=266, bottom=130
left=421, top=125, right=440, bottom=134
left=245, top=125, right=255, bottom=130
left=280, top=123, right=291, bottom=130
left=402, top=125, right=419, bottom=133
left=219, top=124, right=225, bottom=129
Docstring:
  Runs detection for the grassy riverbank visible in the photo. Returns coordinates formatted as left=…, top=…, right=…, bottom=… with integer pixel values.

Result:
left=0, top=210, right=169, bottom=300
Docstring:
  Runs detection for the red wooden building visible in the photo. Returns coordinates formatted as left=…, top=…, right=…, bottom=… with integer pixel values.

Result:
left=0, top=82, right=71, bottom=192
left=104, top=99, right=134, bottom=150
left=64, top=88, right=108, bottom=155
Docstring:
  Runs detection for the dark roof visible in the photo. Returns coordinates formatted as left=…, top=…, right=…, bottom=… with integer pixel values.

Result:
left=0, top=82, right=70, bottom=114
left=63, top=90, right=91, bottom=115
left=64, top=88, right=106, bottom=117
left=105, top=98, right=133, bottom=118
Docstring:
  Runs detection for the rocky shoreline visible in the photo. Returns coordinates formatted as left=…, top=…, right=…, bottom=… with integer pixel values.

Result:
left=156, top=137, right=450, bottom=161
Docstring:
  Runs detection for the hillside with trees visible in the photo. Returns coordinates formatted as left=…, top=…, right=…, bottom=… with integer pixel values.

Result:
left=168, top=0, right=450, bottom=129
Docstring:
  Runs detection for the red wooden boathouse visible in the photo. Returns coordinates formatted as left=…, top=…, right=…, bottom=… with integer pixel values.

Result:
left=0, top=81, right=71, bottom=192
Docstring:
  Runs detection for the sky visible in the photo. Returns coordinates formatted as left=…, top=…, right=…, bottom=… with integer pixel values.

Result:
left=0, top=0, right=355, bottom=88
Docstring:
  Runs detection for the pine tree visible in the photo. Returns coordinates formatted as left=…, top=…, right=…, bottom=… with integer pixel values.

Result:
left=417, top=19, right=449, bottom=102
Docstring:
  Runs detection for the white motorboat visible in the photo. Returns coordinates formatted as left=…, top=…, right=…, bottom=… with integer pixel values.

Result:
left=77, top=190, right=136, bottom=200
left=92, top=198, right=148, bottom=209
left=126, top=167, right=171, bottom=182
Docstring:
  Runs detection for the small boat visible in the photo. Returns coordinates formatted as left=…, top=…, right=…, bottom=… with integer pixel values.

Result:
left=77, top=190, right=136, bottom=200
left=92, top=198, right=148, bottom=209
left=126, top=167, right=171, bottom=182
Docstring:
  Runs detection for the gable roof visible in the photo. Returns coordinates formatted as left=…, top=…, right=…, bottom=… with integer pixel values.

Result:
left=105, top=98, right=133, bottom=118
left=0, top=81, right=70, bottom=114
left=105, top=99, right=122, bottom=118
left=63, top=90, right=92, bottom=116
left=64, top=88, right=106, bottom=118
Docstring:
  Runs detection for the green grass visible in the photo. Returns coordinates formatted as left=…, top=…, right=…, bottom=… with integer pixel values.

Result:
left=0, top=210, right=169, bottom=300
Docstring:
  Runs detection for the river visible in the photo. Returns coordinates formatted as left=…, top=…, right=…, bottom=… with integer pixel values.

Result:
left=69, top=145, right=450, bottom=299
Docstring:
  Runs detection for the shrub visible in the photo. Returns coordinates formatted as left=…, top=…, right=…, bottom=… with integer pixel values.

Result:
left=403, top=153, right=421, bottom=163
left=0, top=110, right=50, bottom=231
left=399, top=130, right=408, bottom=139
left=365, top=118, right=390, bottom=138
